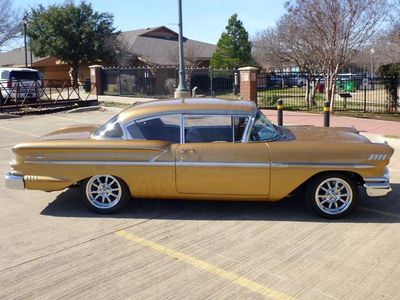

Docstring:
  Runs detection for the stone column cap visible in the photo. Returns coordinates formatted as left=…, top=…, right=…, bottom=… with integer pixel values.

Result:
left=238, top=66, right=258, bottom=71
left=89, top=65, right=103, bottom=69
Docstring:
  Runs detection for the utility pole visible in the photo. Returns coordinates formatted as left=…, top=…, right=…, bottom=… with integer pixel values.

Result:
left=174, top=0, right=190, bottom=98
left=23, top=16, right=28, bottom=68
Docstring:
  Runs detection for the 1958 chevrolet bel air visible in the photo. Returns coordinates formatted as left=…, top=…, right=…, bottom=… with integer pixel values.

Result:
left=5, top=98, right=394, bottom=218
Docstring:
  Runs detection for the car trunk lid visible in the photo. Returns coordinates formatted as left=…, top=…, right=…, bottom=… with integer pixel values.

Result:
left=41, top=125, right=99, bottom=140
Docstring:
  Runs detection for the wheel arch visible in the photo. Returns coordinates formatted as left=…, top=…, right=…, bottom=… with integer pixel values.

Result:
left=76, top=174, right=134, bottom=197
left=290, top=170, right=364, bottom=196
left=304, top=170, right=364, bottom=187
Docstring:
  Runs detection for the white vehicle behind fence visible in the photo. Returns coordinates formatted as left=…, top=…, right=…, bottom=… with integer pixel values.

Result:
left=0, top=68, right=43, bottom=103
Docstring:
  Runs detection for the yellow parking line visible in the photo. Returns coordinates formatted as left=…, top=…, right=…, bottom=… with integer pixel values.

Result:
left=0, top=125, right=39, bottom=138
left=116, top=230, right=295, bottom=300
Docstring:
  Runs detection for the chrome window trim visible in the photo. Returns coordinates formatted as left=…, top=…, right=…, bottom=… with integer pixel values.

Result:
left=121, top=112, right=253, bottom=144
left=246, top=109, right=280, bottom=143
left=242, top=114, right=255, bottom=143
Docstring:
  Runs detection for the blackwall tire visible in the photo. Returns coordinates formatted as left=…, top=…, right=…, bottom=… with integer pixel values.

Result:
left=306, top=173, right=358, bottom=219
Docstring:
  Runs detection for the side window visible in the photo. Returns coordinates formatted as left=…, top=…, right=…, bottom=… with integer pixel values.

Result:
left=126, top=114, right=181, bottom=143
left=184, top=115, right=234, bottom=143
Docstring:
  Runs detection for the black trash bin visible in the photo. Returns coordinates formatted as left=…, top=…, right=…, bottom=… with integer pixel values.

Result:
left=83, top=79, right=91, bottom=92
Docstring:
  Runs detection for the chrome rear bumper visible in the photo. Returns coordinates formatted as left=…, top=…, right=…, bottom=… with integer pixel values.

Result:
left=5, top=172, right=25, bottom=190
left=363, top=168, right=392, bottom=197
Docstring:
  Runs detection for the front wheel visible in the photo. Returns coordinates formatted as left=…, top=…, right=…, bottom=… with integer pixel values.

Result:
left=82, top=175, right=130, bottom=214
left=306, top=173, right=358, bottom=219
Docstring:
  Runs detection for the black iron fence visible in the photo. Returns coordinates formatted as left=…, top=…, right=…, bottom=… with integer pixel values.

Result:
left=101, top=67, right=240, bottom=99
left=0, top=79, right=97, bottom=110
left=102, top=67, right=399, bottom=114
left=257, top=72, right=399, bottom=113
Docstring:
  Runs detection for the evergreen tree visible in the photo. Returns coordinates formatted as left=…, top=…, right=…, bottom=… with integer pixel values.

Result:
left=210, top=14, right=253, bottom=69
left=27, top=1, right=118, bottom=87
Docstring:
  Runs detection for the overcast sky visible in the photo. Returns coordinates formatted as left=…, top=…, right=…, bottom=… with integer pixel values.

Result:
left=11, top=0, right=286, bottom=46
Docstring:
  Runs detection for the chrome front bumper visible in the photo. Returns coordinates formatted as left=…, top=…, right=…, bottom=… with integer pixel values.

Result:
left=5, top=172, right=25, bottom=190
left=363, top=168, right=392, bottom=197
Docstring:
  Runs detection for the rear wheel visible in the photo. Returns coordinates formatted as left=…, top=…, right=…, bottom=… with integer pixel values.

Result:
left=82, top=175, right=130, bottom=214
left=306, top=173, right=358, bottom=219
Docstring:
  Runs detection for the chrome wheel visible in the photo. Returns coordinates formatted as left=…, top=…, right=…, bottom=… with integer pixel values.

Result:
left=85, top=175, right=122, bottom=209
left=315, top=177, right=353, bottom=215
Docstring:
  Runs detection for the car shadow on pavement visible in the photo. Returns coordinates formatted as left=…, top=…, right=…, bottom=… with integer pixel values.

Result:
left=41, top=183, right=400, bottom=223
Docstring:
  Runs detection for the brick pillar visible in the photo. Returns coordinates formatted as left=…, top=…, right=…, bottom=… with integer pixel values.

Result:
left=89, top=65, right=103, bottom=96
left=238, top=66, right=258, bottom=103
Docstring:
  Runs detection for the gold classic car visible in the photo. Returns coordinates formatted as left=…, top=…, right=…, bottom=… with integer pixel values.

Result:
left=5, top=99, right=394, bottom=218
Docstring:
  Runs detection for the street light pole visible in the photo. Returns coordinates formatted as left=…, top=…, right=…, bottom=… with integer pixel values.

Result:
left=174, top=0, right=190, bottom=98
left=23, top=16, right=28, bottom=68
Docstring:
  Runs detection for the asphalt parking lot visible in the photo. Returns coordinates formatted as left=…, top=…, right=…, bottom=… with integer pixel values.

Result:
left=0, top=108, right=399, bottom=299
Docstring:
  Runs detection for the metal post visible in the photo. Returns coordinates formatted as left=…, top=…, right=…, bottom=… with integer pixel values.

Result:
left=277, top=99, right=283, bottom=126
left=210, top=69, right=213, bottom=96
left=174, top=0, right=189, bottom=98
left=323, top=100, right=330, bottom=127
left=23, top=16, right=28, bottom=68
left=363, top=85, right=367, bottom=113
left=118, top=69, right=122, bottom=96
left=30, top=41, right=33, bottom=67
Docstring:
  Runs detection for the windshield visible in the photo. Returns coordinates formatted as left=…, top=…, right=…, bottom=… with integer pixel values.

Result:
left=249, top=110, right=279, bottom=141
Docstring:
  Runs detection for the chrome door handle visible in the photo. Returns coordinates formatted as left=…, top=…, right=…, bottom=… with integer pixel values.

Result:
left=179, top=148, right=195, bottom=154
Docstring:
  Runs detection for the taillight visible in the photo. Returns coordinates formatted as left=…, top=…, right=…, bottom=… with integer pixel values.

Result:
left=7, top=80, right=12, bottom=88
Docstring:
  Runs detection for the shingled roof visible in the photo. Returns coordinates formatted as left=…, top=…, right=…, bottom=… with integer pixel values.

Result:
left=119, top=26, right=216, bottom=66
left=0, top=47, right=45, bottom=67
left=0, top=26, right=215, bottom=67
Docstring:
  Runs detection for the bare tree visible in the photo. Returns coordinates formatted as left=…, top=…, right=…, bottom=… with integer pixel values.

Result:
left=253, top=14, right=325, bottom=106
left=0, top=0, right=21, bottom=49
left=285, top=0, right=390, bottom=110
left=104, top=34, right=135, bottom=67
left=372, top=1, right=400, bottom=65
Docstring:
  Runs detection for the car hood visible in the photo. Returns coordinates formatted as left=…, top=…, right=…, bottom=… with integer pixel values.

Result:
left=283, top=125, right=370, bottom=143
left=40, top=125, right=99, bottom=140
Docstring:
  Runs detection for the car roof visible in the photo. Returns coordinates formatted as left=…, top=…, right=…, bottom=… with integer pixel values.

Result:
left=0, top=67, right=40, bottom=72
left=118, top=98, right=257, bottom=124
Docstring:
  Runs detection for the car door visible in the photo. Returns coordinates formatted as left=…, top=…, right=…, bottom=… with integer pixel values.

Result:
left=176, top=114, right=270, bottom=196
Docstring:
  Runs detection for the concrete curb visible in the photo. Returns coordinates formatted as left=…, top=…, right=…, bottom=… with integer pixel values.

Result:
left=66, top=106, right=102, bottom=113
left=0, top=113, right=21, bottom=119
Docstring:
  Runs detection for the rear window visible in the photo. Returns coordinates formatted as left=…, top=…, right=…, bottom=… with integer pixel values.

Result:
left=92, top=116, right=124, bottom=139
left=9, top=71, right=41, bottom=80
